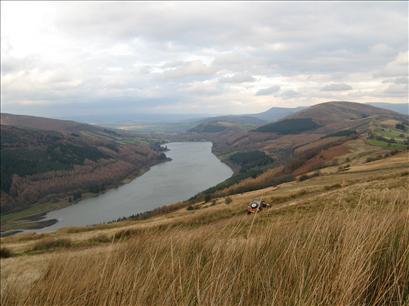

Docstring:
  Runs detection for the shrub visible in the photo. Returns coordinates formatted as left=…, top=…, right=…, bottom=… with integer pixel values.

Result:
left=87, top=234, right=111, bottom=244
left=298, top=171, right=320, bottom=182
left=337, top=164, right=350, bottom=172
left=324, top=184, right=342, bottom=191
left=0, top=247, right=12, bottom=258
left=298, top=174, right=309, bottom=181
left=113, top=229, right=139, bottom=241
left=225, top=197, right=233, bottom=205
left=32, top=239, right=72, bottom=252
left=204, top=194, right=212, bottom=203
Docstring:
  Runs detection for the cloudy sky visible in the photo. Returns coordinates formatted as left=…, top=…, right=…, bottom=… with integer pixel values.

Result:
left=1, top=1, right=408, bottom=118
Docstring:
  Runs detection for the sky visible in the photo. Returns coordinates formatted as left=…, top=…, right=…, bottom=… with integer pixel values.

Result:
left=1, top=1, right=408, bottom=118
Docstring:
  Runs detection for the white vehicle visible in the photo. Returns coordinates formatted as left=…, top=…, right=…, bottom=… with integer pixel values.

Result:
left=247, top=199, right=271, bottom=214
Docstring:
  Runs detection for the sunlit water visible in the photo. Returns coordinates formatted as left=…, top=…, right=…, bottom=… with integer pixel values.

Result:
left=34, top=142, right=232, bottom=232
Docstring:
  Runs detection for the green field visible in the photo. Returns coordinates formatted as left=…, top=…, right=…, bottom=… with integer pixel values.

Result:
left=368, top=120, right=409, bottom=149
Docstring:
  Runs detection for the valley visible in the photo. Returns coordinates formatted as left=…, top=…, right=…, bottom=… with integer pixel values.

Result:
left=2, top=102, right=408, bottom=233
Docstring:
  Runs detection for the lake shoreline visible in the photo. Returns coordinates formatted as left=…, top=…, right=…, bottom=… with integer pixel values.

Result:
left=1, top=156, right=171, bottom=235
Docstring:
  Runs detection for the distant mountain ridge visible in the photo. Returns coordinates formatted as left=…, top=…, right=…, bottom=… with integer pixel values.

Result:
left=369, top=102, right=408, bottom=115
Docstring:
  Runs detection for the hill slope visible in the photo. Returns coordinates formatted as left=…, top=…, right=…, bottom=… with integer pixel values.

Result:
left=188, top=102, right=408, bottom=198
left=286, top=101, right=399, bottom=124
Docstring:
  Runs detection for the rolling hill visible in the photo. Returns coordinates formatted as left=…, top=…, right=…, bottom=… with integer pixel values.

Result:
left=186, top=102, right=409, bottom=199
left=1, top=113, right=106, bottom=134
left=0, top=114, right=167, bottom=222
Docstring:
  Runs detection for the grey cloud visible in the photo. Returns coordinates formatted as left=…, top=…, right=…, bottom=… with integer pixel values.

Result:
left=256, top=85, right=281, bottom=96
left=280, top=89, right=299, bottom=99
left=382, top=77, right=408, bottom=85
left=321, top=83, right=353, bottom=91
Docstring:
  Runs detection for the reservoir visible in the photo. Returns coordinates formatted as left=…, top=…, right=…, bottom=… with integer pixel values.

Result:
left=36, top=142, right=232, bottom=232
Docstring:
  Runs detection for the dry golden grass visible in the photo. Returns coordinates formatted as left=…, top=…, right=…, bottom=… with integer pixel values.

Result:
left=2, top=189, right=409, bottom=305
left=1, top=152, right=408, bottom=305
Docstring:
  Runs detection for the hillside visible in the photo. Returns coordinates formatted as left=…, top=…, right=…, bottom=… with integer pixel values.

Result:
left=0, top=114, right=167, bottom=228
left=185, top=102, right=409, bottom=199
left=1, top=151, right=408, bottom=305
left=255, top=118, right=322, bottom=134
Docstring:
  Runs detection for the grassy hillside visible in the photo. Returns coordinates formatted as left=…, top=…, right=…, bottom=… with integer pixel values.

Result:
left=1, top=152, right=408, bottom=305
left=287, top=101, right=400, bottom=125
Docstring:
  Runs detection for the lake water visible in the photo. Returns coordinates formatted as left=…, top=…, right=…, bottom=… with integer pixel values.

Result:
left=35, top=142, right=232, bottom=232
